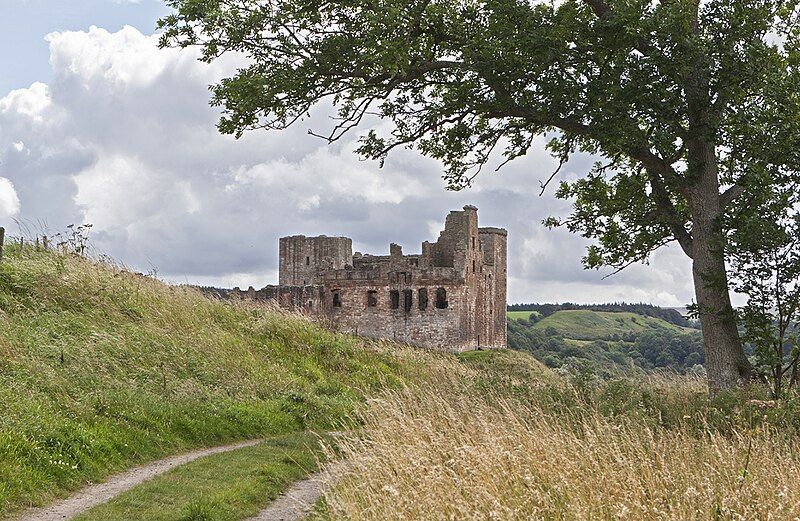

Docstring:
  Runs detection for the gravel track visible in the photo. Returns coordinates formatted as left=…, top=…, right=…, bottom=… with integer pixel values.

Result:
left=13, top=439, right=263, bottom=521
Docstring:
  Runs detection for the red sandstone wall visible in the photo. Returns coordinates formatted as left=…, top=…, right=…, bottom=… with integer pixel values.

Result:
left=279, top=235, right=352, bottom=286
left=324, top=279, right=469, bottom=351
left=479, top=227, right=508, bottom=348
left=240, top=206, right=507, bottom=352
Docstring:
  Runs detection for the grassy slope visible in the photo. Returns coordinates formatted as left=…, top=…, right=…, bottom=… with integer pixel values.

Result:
left=506, top=310, right=540, bottom=321
left=530, top=310, right=686, bottom=340
left=0, top=243, right=465, bottom=517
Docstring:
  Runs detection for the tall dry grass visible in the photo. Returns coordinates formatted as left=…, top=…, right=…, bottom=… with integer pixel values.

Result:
left=321, top=377, right=800, bottom=520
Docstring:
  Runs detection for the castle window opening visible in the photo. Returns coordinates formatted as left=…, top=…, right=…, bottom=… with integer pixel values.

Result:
left=306, top=256, right=310, bottom=265
left=418, top=288, right=428, bottom=310
left=472, top=237, right=475, bottom=249
left=332, top=290, right=342, bottom=308
left=472, top=260, right=476, bottom=273
left=367, top=290, right=378, bottom=307
left=435, top=288, right=448, bottom=309
left=390, top=290, right=400, bottom=310
left=403, top=289, right=413, bottom=313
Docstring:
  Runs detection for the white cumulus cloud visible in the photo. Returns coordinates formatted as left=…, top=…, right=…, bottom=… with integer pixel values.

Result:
left=0, top=25, right=695, bottom=306
left=0, top=178, right=20, bottom=218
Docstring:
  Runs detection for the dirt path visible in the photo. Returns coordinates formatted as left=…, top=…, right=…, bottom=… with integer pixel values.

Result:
left=245, top=464, right=340, bottom=521
left=14, top=439, right=263, bottom=521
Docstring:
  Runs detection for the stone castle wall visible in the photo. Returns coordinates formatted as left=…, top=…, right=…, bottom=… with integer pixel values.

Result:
left=231, top=206, right=507, bottom=351
left=278, top=235, right=352, bottom=286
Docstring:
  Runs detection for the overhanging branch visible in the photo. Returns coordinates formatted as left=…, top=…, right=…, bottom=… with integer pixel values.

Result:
left=646, top=168, right=694, bottom=257
left=720, top=184, right=745, bottom=208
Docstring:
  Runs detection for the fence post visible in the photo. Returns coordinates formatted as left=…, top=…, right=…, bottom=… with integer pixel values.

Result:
left=0, top=227, right=4, bottom=264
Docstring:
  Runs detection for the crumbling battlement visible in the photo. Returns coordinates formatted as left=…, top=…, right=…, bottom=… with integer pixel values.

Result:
left=230, top=206, right=507, bottom=351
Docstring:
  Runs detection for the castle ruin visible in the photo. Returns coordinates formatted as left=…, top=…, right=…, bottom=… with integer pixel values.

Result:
left=231, top=206, right=507, bottom=351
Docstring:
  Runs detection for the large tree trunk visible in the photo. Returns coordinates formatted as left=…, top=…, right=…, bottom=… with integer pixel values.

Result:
left=688, top=141, right=753, bottom=394
left=691, top=234, right=752, bottom=393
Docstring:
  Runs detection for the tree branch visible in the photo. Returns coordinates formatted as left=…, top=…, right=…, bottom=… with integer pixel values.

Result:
left=645, top=168, right=694, bottom=257
left=720, top=184, right=745, bottom=209
left=583, top=0, right=611, bottom=18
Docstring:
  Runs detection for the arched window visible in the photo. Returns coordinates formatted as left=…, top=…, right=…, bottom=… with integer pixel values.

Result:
left=435, top=287, right=448, bottom=309
left=403, top=289, right=413, bottom=312
left=332, top=290, right=342, bottom=308
left=418, top=288, right=428, bottom=310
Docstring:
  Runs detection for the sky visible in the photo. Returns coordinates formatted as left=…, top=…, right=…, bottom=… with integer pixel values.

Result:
left=0, top=0, right=698, bottom=306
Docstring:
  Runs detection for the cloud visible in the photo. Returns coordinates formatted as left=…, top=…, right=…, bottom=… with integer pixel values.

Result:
left=0, top=178, right=20, bottom=218
left=0, top=82, right=51, bottom=123
left=0, top=25, right=697, bottom=306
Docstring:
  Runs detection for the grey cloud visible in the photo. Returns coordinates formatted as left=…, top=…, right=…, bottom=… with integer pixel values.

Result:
left=0, top=25, right=697, bottom=306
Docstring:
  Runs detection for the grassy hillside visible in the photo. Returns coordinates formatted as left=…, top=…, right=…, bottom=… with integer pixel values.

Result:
left=508, top=309, right=704, bottom=375
left=529, top=310, right=686, bottom=340
left=0, top=242, right=493, bottom=518
left=506, top=310, right=539, bottom=321
left=6, top=243, right=800, bottom=519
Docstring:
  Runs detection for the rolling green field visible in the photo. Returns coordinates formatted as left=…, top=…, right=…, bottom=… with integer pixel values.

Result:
left=506, top=310, right=540, bottom=321
left=4, top=242, right=799, bottom=520
left=506, top=309, right=703, bottom=373
left=518, top=310, right=686, bottom=341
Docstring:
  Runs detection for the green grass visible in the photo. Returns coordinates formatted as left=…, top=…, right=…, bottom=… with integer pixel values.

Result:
left=531, top=310, right=687, bottom=341
left=75, top=432, right=326, bottom=521
left=457, top=348, right=557, bottom=386
left=506, top=310, right=539, bottom=321
left=0, top=243, right=446, bottom=517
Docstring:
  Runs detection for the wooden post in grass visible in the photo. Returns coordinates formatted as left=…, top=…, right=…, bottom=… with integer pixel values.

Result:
left=0, top=227, right=4, bottom=264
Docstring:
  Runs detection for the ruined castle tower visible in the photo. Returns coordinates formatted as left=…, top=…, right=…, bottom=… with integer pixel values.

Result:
left=232, top=206, right=507, bottom=351
left=278, top=235, right=353, bottom=286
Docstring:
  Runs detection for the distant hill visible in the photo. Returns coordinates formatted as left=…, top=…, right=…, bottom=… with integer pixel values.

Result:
left=531, top=310, right=687, bottom=341
left=508, top=302, right=692, bottom=327
left=506, top=307, right=704, bottom=375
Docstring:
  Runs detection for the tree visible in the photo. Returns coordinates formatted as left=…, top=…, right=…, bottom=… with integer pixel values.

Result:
left=729, top=190, right=800, bottom=398
left=159, top=0, right=800, bottom=392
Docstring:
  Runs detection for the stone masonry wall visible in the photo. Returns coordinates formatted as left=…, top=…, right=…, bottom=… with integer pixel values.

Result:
left=324, top=278, right=468, bottom=350
left=279, top=235, right=352, bottom=286
left=479, top=227, right=508, bottom=348
left=237, top=206, right=507, bottom=352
